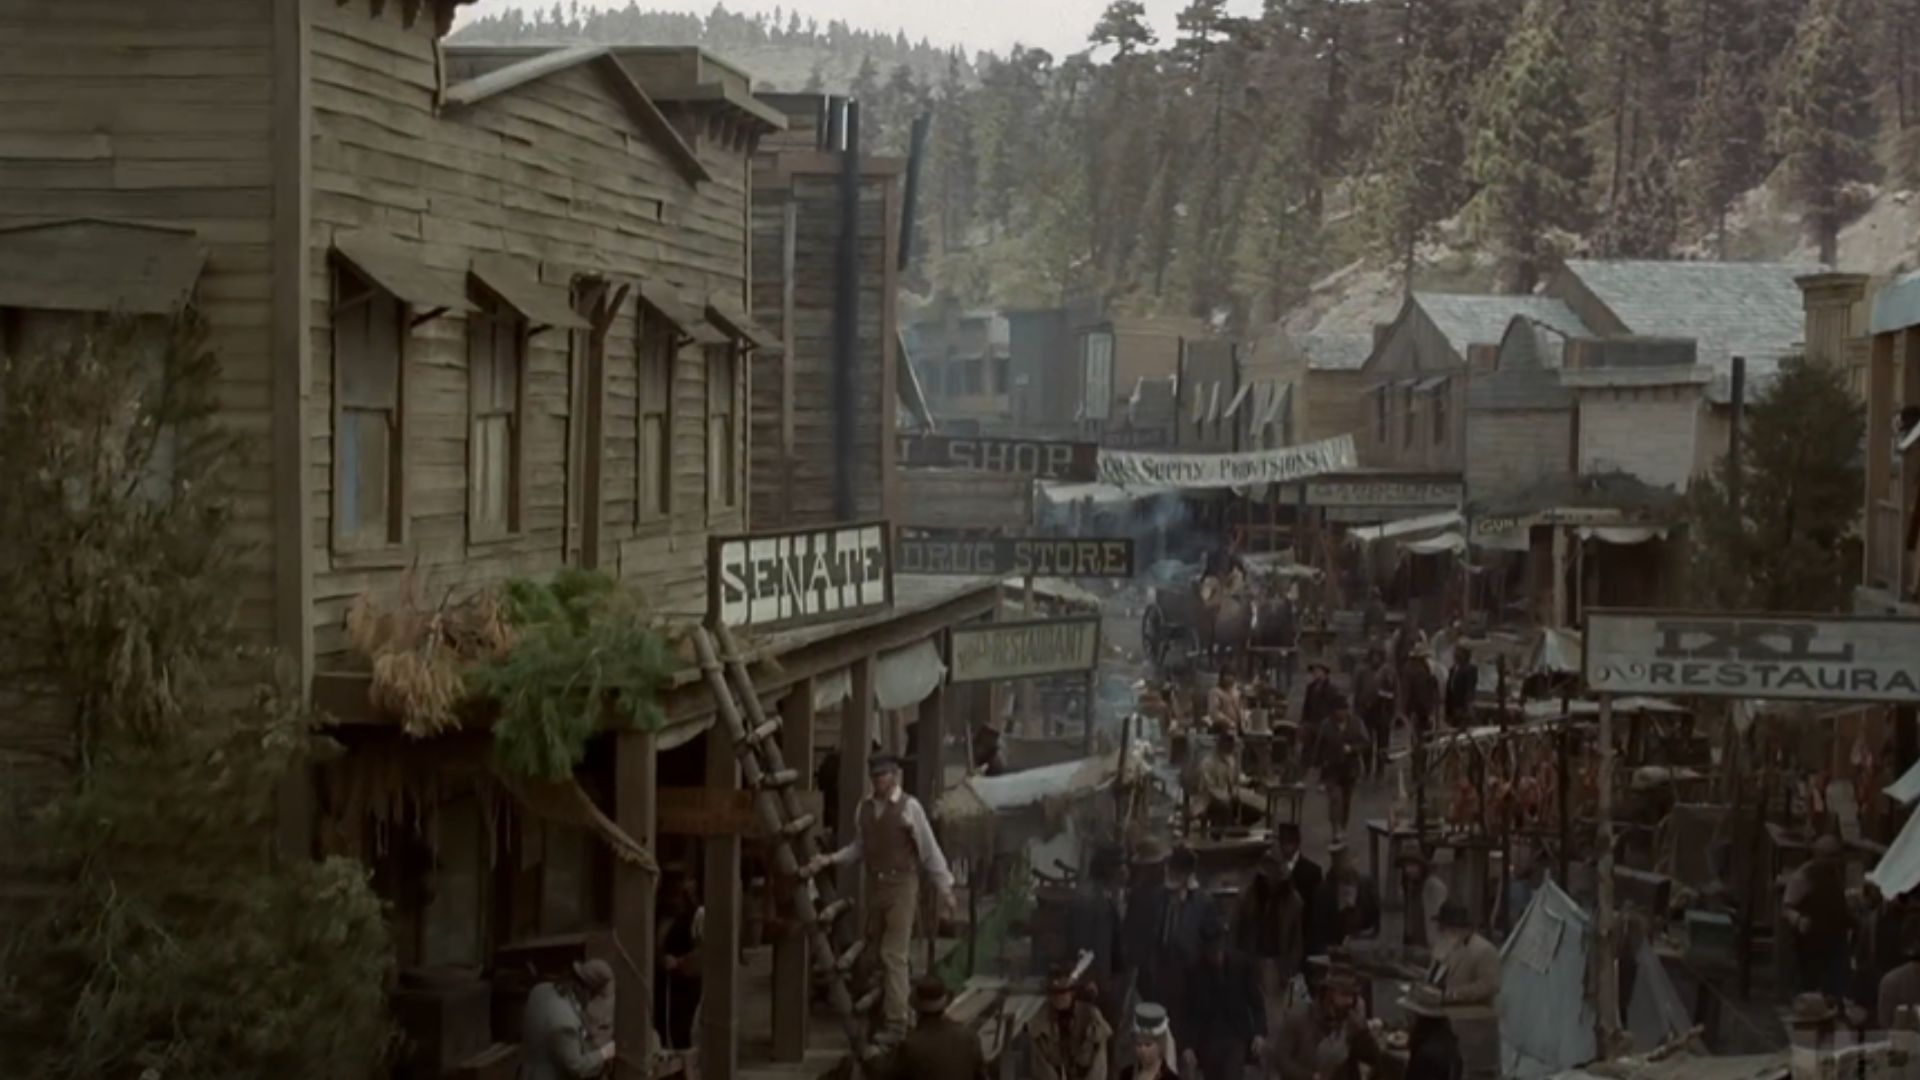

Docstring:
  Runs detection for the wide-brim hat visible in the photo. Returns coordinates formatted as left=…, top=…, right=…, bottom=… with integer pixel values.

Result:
left=1307, top=660, right=1332, bottom=674
left=1436, top=901, right=1473, bottom=930
left=912, top=976, right=953, bottom=1014
left=868, top=753, right=903, bottom=776
left=1134, top=1002, right=1171, bottom=1036
left=572, top=958, right=614, bottom=995
left=1790, top=992, right=1836, bottom=1025
left=1045, top=964, right=1079, bottom=994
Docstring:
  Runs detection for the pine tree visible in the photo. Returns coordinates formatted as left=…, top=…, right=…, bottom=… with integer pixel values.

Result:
left=802, top=61, right=825, bottom=93
left=1466, top=0, right=1592, bottom=291
left=1090, top=0, right=1157, bottom=54
left=1594, top=147, right=1679, bottom=257
left=1595, top=0, right=1675, bottom=204
left=1770, top=0, right=1875, bottom=263
left=1688, top=357, right=1865, bottom=612
left=1361, top=54, right=1457, bottom=291
left=1682, top=48, right=1759, bottom=255
left=1232, top=110, right=1323, bottom=325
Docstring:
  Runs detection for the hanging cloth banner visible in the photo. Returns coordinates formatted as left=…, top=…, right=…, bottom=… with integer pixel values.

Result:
left=1097, top=433, right=1357, bottom=490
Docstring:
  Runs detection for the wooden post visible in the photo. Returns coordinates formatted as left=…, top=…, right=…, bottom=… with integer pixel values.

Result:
left=1551, top=525, right=1570, bottom=629
left=772, top=680, right=816, bottom=1062
left=613, top=729, right=658, bottom=1080
left=1083, top=668, right=1098, bottom=756
left=1596, top=694, right=1621, bottom=1057
left=842, top=658, right=874, bottom=920
left=702, top=723, right=742, bottom=1080
left=1021, top=572, right=1036, bottom=736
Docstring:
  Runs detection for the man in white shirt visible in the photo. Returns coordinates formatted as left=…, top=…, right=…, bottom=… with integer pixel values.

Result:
left=805, top=753, right=956, bottom=1044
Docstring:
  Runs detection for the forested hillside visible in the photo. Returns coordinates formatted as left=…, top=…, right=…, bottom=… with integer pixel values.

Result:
left=457, top=0, right=1920, bottom=334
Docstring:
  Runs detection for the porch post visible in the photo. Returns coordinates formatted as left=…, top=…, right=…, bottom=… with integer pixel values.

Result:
left=701, top=722, right=742, bottom=1080
left=612, top=729, right=657, bottom=1080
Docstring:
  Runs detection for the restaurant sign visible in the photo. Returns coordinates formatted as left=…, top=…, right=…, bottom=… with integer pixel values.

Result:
left=950, top=616, right=1102, bottom=683
left=709, top=521, right=892, bottom=631
left=1584, top=610, right=1920, bottom=703
left=897, top=535, right=1136, bottom=579
left=898, top=434, right=1099, bottom=481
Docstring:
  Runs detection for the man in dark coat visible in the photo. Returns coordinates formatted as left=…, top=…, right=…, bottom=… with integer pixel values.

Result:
left=1444, top=646, right=1478, bottom=728
left=1786, top=834, right=1854, bottom=1000
left=1300, top=661, right=1343, bottom=737
left=1155, top=845, right=1218, bottom=1044
left=1183, top=918, right=1267, bottom=1080
left=1310, top=840, right=1382, bottom=956
left=1066, top=846, right=1130, bottom=1030
left=1234, top=851, right=1306, bottom=1038
left=1401, top=644, right=1440, bottom=736
left=1274, top=822, right=1324, bottom=918
left=886, top=977, right=988, bottom=1080
left=1122, top=838, right=1175, bottom=1006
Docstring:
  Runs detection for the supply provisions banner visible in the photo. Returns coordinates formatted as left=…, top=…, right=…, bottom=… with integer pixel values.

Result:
left=1096, top=434, right=1357, bottom=490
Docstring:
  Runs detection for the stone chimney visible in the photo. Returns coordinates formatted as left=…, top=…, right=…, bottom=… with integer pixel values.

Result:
left=1797, top=272, right=1871, bottom=372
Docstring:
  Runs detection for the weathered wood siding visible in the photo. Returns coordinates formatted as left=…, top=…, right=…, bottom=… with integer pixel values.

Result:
left=748, top=150, right=899, bottom=530
left=0, top=0, right=282, bottom=899
left=308, top=5, right=753, bottom=662
left=1357, top=307, right=1468, bottom=472
left=1465, top=410, right=1573, bottom=504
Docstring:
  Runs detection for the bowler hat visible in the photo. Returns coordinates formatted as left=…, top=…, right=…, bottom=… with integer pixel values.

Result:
left=911, top=975, right=953, bottom=1014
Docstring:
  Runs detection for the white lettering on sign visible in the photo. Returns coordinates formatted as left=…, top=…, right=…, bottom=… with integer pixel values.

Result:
left=711, top=523, right=891, bottom=630
left=1097, top=435, right=1357, bottom=490
left=949, top=617, right=1102, bottom=683
left=1584, top=611, right=1920, bottom=703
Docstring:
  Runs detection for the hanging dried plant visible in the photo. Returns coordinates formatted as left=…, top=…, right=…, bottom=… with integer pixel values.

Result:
left=344, top=575, right=513, bottom=738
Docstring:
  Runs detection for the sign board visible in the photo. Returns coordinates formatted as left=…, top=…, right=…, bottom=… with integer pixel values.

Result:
left=899, top=469, right=1033, bottom=531
left=898, top=434, right=1100, bottom=482
left=1583, top=610, right=1920, bottom=702
left=1472, top=507, right=1652, bottom=538
left=709, top=521, right=892, bottom=631
left=1283, top=477, right=1464, bottom=510
left=1097, top=434, right=1357, bottom=490
left=897, top=535, right=1136, bottom=579
left=950, top=616, right=1102, bottom=683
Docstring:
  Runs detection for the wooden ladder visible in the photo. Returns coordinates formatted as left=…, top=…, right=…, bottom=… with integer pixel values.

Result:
left=689, top=622, right=883, bottom=1073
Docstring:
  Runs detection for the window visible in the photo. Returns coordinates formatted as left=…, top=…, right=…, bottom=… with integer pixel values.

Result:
left=993, top=356, right=1010, bottom=395
left=333, top=263, right=405, bottom=548
left=1432, top=385, right=1449, bottom=446
left=945, top=363, right=966, bottom=397
left=1402, top=385, right=1416, bottom=448
left=637, top=312, right=673, bottom=522
left=706, top=344, right=738, bottom=512
left=468, top=293, right=525, bottom=538
left=964, top=359, right=984, bottom=396
left=1375, top=388, right=1388, bottom=443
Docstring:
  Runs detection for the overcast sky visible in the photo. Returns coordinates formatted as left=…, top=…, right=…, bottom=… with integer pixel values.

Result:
left=458, top=0, right=1265, bottom=57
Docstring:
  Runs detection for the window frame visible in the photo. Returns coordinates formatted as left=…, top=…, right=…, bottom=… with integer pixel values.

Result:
left=705, top=341, right=739, bottom=517
left=1402, top=384, right=1416, bottom=449
left=635, top=308, right=675, bottom=529
left=1374, top=386, right=1388, bottom=444
left=1432, top=382, right=1449, bottom=447
left=466, top=288, right=529, bottom=543
left=329, top=260, right=410, bottom=558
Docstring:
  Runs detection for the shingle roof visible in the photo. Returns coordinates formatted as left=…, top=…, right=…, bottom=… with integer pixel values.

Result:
left=1560, top=259, right=1814, bottom=370
left=1298, top=331, right=1373, bottom=371
left=1414, top=294, right=1592, bottom=358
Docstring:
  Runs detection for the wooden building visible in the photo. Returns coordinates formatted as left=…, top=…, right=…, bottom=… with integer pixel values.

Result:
left=1076, top=314, right=1209, bottom=442
left=1239, top=327, right=1373, bottom=449
left=0, top=6, right=1005, bottom=1078
left=1006, top=304, right=1093, bottom=436
left=1174, top=336, right=1241, bottom=451
left=1861, top=272, right=1920, bottom=613
left=748, top=92, right=901, bottom=531
left=906, top=302, right=1012, bottom=432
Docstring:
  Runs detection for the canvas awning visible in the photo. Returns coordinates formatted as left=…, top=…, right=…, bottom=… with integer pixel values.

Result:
left=1405, top=531, right=1466, bottom=555
left=1886, top=757, right=1920, bottom=806
left=1040, top=480, right=1177, bottom=505
left=706, top=293, right=783, bottom=354
left=469, top=254, right=587, bottom=332
left=1500, top=880, right=1596, bottom=1079
left=1870, top=809, right=1920, bottom=898
left=636, top=280, right=726, bottom=345
left=0, top=219, right=206, bottom=315
left=333, top=230, right=474, bottom=315
left=809, top=638, right=949, bottom=718
left=1577, top=525, right=1668, bottom=544
left=1346, top=509, right=1463, bottom=543
left=934, top=753, right=1121, bottom=823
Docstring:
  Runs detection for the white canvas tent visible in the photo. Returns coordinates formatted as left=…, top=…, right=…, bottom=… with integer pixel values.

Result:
left=1500, top=880, right=1597, bottom=1079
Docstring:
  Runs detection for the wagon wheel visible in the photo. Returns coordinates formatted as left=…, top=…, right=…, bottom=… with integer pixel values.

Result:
left=1142, top=604, right=1169, bottom=668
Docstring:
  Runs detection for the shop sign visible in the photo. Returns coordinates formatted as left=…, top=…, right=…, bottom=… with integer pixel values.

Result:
left=1293, top=477, right=1463, bottom=509
left=950, top=616, right=1102, bottom=683
left=1584, top=610, right=1920, bottom=702
left=897, top=535, right=1136, bottom=579
left=1097, top=434, right=1357, bottom=490
left=709, top=521, right=892, bottom=630
left=898, top=434, right=1099, bottom=481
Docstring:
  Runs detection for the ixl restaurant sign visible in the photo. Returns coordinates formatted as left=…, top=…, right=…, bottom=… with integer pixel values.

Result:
left=1584, top=611, right=1920, bottom=703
